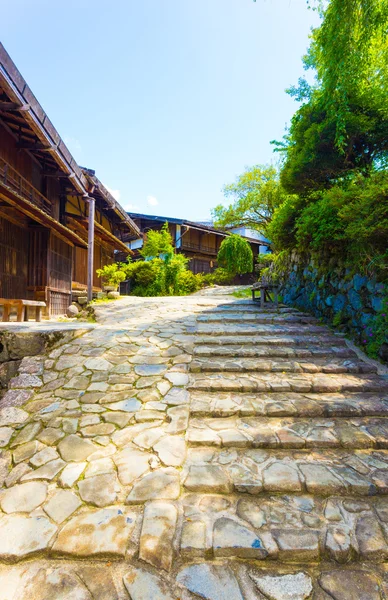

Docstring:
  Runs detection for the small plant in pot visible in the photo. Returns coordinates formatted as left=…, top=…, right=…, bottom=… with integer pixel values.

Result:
left=96, top=264, right=126, bottom=292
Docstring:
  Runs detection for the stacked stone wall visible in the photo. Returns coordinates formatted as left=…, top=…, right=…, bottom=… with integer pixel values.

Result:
left=278, top=252, right=387, bottom=360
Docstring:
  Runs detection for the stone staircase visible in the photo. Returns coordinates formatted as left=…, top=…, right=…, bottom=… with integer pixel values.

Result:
left=1, top=294, right=387, bottom=599
left=178, top=299, right=388, bottom=595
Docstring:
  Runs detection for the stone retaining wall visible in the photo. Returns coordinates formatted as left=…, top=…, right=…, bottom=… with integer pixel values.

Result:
left=278, top=252, right=388, bottom=361
left=0, top=328, right=90, bottom=395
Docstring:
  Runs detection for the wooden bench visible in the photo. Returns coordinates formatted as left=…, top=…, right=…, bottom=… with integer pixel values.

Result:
left=0, top=299, right=46, bottom=322
left=251, top=281, right=279, bottom=309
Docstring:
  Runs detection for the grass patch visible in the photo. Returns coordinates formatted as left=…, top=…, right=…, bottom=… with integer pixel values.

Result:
left=232, top=288, right=252, bottom=299
left=89, top=297, right=119, bottom=306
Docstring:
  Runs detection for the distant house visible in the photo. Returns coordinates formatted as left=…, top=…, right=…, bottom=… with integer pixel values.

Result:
left=226, top=226, right=272, bottom=254
left=0, top=43, right=139, bottom=315
left=125, top=212, right=270, bottom=274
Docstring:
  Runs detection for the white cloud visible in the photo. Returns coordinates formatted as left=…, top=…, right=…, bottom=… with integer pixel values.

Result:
left=106, top=187, right=121, bottom=201
left=147, top=195, right=158, bottom=207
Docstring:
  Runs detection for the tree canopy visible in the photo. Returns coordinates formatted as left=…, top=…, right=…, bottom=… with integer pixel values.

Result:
left=266, top=0, right=388, bottom=276
left=141, top=222, right=174, bottom=259
left=212, top=165, right=290, bottom=233
left=310, top=0, right=388, bottom=147
left=217, top=234, right=253, bottom=276
left=273, top=0, right=388, bottom=192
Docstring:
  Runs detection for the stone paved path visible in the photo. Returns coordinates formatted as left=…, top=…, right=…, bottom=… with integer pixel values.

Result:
left=0, top=287, right=387, bottom=599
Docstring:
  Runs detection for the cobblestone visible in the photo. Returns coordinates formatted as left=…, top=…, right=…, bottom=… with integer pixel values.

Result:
left=0, top=290, right=386, bottom=596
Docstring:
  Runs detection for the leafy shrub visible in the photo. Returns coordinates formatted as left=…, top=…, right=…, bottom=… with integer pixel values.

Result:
left=268, top=171, right=388, bottom=277
left=217, top=234, right=253, bottom=275
left=96, top=263, right=126, bottom=287
left=126, top=261, right=156, bottom=286
left=361, top=298, right=388, bottom=358
left=203, top=268, right=235, bottom=286
left=266, top=196, right=306, bottom=251
left=256, top=253, right=275, bottom=275
left=176, top=270, right=203, bottom=294
left=141, top=222, right=174, bottom=259
left=165, top=254, right=188, bottom=294
left=125, top=259, right=164, bottom=296
left=126, top=253, right=204, bottom=297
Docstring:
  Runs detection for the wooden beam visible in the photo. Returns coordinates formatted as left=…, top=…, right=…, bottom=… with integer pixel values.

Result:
left=0, top=101, right=30, bottom=112
left=43, top=171, right=72, bottom=178
left=0, top=186, right=87, bottom=248
left=0, top=206, right=29, bottom=228
left=16, top=141, right=51, bottom=151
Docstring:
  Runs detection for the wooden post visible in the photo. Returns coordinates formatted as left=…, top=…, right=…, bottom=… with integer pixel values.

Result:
left=260, top=286, right=265, bottom=309
left=17, top=303, right=25, bottom=322
left=86, top=197, right=95, bottom=302
left=274, top=286, right=279, bottom=310
left=2, top=304, right=10, bottom=322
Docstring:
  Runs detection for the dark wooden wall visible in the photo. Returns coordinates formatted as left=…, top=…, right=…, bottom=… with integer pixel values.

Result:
left=0, top=216, right=29, bottom=299
left=0, top=125, right=33, bottom=181
left=28, top=228, right=49, bottom=288
left=188, top=258, right=214, bottom=274
left=0, top=124, right=60, bottom=219
left=73, top=242, right=113, bottom=289
left=49, top=234, right=72, bottom=291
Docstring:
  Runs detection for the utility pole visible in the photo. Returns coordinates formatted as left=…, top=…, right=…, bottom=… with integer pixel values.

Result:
left=86, top=196, right=95, bottom=302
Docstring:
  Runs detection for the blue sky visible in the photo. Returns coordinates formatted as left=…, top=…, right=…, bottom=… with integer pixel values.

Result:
left=1, top=0, right=320, bottom=221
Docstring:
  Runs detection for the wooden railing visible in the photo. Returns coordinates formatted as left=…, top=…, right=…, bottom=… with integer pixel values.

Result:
left=182, top=241, right=217, bottom=254
left=0, top=157, right=52, bottom=216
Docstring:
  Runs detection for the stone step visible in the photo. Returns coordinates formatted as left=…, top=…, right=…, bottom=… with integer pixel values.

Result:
left=177, top=563, right=388, bottom=598
left=189, top=372, right=388, bottom=394
left=193, top=344, right=355, bottom=359
left=190, top=334, right=349, bottom=346
left=178, top=492, right=388, bottom=564
left=186, top=416, right=388, bottom=449
left=182, top=447, right=388, bottom=496
left=196, top=323, right=329, bottom=336
left=2, top=562, right=388, bottom=600
left=189, top=391, right=388, bottom=418
left=190, top=357, right=373, bottom=374
left=196, top=313, right=318, bottom=324
left=207, top=303, right=298, bottom=312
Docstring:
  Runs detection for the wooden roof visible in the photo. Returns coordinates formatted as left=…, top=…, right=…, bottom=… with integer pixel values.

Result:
left=126, top=212, right=265, bottom=245
left=0, top=43, right=140, bottom=239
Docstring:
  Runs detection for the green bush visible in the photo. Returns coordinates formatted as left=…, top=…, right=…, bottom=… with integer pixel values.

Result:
left=268, top=171, right=388, bottom=277
left=266, top=196, right=306, bottom=251
left=362, top=298, right=388, bottom=358
left=176, top=270, right=203, bottom=294
left=141, top=222, right=174, bottom=259
left=96, top=263, right=126, bottom=287
left=125, top=259, right=164, bottom=296
left=217, top=235, right=253, bottom=275
left=203, top=267, right=235, bottom=286
left=126, top=261, right=156, bottom=287
left=165, top=254, right=188, bottom=294
left=126, top=253, right=205, bottom=297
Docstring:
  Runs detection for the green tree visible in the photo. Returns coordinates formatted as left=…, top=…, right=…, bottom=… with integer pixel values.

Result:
left=217, top=234, right=253, bottom=276
left=309, top=0, right=388, bottom=149
left=212, top=165, right=290, bottom=234
left=141, top=222, right=174, bottom=259
left=273, top=0, right=388, bottom=192
left=278, top=97, right=388, bottom=195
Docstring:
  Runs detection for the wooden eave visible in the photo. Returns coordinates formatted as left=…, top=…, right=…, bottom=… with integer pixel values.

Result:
left=0, top=181, right=87, bottom=248
left=0, top=43, right=89, bottom=195
left=66, top=214, right=131, bottom=254
left=94, top=220, right=132, bottom=253
left=82, top=171, right=141, bottom=238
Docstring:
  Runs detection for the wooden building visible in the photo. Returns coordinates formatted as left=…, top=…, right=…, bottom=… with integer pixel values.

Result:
left=125, top=213, right=268, bottom=274
left=0, top=44, right=140, bottom=316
